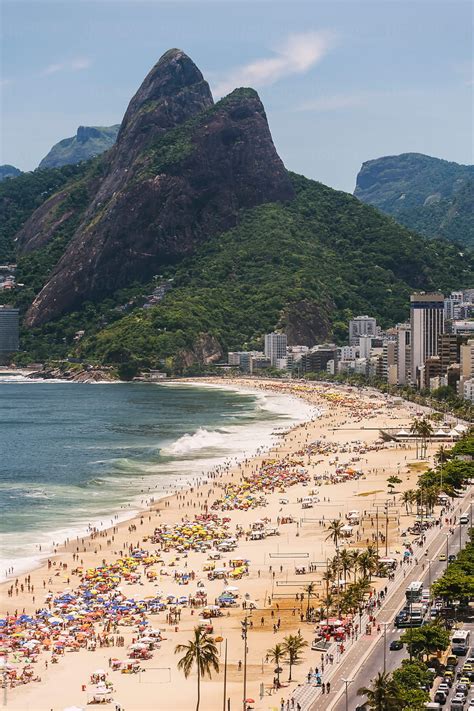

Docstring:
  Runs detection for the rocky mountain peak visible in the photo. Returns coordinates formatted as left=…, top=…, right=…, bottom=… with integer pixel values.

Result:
left=21, top=49, right=293, bottom=327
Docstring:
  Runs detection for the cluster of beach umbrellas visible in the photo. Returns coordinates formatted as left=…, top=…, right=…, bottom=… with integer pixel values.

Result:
left=212, top=459, right=310, bottom=511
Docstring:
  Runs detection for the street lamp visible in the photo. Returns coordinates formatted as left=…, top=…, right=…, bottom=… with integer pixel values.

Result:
left=241, top=617, right=249, bottom=711
left=342, top=677, right=354, bottom=711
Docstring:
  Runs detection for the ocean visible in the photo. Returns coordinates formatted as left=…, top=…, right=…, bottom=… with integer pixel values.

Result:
left=0, top=377, right=314, bottom=580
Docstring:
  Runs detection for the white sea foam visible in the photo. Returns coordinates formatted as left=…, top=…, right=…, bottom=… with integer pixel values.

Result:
left=1, top=381, right=317, bottom=582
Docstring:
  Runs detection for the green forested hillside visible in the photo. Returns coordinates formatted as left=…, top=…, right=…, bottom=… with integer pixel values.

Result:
left=2, top=166, right=471, bottom=370
left=0, top=164, right=88, bottom=263
left=78, top=173, right=471, bottom=369
left=354, top=153, right=474, bottom=247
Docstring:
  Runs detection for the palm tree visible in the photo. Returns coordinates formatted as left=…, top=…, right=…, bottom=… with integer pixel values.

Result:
left=266, top=643, right=285, bottom=685
left=304, top=582, right=316, bottom=620
left=325, top=519, right=345, bottom=549
left=349, top=549, right=361, bottom=582
left=387, top=475, right=402, bottom=494
left=357, top=550, right=376, bottom=582
left=357, top=671, right=402, bottom=710
left=175, top=626, right=219, bottom=711
left=281, top=633, right=308, bottom=682
left=418, top=418, right=434, bottom=459
left=338, top=548, right=354, bottom=587
left=410, top=417, right=421, bottom=459
left=400, top=489, right=415, bottom=515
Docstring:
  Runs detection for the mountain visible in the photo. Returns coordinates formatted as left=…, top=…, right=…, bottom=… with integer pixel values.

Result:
left=1, top=50, right=472, bottom=369
left=354, top=153, right=474, bottom=247
left=38, top=125, right=120, bottom=169
left=0, top=165, right=22, bottom=182
left=19, top=49, right=293, bottom=327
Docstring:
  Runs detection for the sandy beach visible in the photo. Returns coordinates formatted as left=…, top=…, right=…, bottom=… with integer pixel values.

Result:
left=0, top=378, right=448, bottom=711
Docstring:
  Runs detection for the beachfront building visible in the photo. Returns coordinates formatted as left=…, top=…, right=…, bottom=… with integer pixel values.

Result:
left=264, top=332, right=287, bottom=366
left=349, top=315, right=378, bottom=346
left=452, top=320, right=474, bottom=337
left=358, top=334, right=372, bottom=359
left=382, top=340, right=397, bottom=384
left=396, top=322, right=411, bottom=385
left=0, top=305, right=19, bottom=359
left=410, top=292, right=444, bottom=386
left=301, top=344, right=338, bottom=375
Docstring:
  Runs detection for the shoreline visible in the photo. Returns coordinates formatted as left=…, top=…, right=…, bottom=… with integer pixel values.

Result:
left=0, top=379, right=317, bottom=584
left=0, top=378, right=445, bottom=711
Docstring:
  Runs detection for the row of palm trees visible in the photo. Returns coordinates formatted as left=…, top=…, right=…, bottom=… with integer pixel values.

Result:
left=409, top=417, right=434, bottom=459
left=175, top=627, right=310, bottom=710
left=266, top=633, right=308, bottom=684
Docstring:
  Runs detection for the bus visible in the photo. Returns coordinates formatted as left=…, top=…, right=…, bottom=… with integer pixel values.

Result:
left=451, top=629, right=471, bottom=656
left=406, top=581, right=424, bottom=603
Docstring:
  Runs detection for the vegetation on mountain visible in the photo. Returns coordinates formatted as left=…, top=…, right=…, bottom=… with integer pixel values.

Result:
left=0, top=164, right=22, bottom=182
left=38, top=125, right=120, bottom=169
left=0, top=163, right=88, bottom=263
left=354, top=153, right=474, bottom=247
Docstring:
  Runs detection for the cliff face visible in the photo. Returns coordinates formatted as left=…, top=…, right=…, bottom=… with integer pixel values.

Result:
left=22, top=49, right=293, bottom=326
left=38, top=125, right=120, bottom=169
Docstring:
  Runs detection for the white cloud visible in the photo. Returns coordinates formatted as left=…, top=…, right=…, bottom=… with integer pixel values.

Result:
left=212, top=30, right=336, bottom=97
left=42, top=57, right=92, bottom=76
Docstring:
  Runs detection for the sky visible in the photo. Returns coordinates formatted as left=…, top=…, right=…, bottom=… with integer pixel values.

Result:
left=1, top=0, right=472, bottom=192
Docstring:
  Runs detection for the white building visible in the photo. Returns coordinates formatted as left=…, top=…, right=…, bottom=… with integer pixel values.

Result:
left=358, top=335, right=372, bottom=359
left=349, top=316, right=377, bottom=346
left=410, top=293, right=444, bottom=385
left=264, top=332, right=288, bottom=366
left=444, top=292, right=464, bottom=320
left=463, top=379, right=474, bottom=403
left=339, top=345, right=358, bottom=361
left=396, top=322, right=411, bottom=385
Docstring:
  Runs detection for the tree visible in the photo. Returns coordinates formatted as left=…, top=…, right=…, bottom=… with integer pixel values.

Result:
left=266, top=643, right=285, bottom=685
left=401, top=490, right=415, bottom=515
left=338, top=548, right=354, bottom=587
left=357, top=671, right=403, bottom=710
left=325, top=519, right=345, bottom=549
left=387, top=475, right=402, bottom=494
left=175, top=627, right=219, bottom=711
left=281, top=633, right=308, bottom=682
left=117, top=361, right=139, bottom=380
left=357, top=550, right=377, bottom=581
left=400, top=624, right=450, bottom=662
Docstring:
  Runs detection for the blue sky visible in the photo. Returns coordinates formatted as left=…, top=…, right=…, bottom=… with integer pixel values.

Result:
left=1, top=0, right=472, bottom=191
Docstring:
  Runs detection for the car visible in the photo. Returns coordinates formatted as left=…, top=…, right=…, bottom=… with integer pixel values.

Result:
left=442, top=677, right=454, bottom=688
left=449, top=554, right=457, bottom=563
left=460, top=516, right=470, bottom=524
left=456, top=685, right=469, bottom=697
left=448, top=657, right=460, bottom=667
left=435, top=690, right=448, bottom=704
left=389, top=639, right=403, bottom=650
left=460, top=678, right=472, bottom=688
left=439, top=553, right=447, bottom=561
left=438, top=684, right=451, bottom=694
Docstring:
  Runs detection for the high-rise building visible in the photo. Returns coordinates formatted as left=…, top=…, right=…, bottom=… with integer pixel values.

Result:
left=358, top=335, right=372, bottom=359
left=444, top=292, right=463, bottom=320
left=349, top=315, right=377, bottom=346
left=460, top=339, right=474, bottom=381
left=0, top=306, right=19, bottom=354
left=438, top=333, right=463, bottom=374
left=382, top=341, right=397, bottom=382
left=410, top=293, right=444, bottom=385
left=396, top=322, right=411, bottom=385
left=301, top=345, right=338, bottom=374
left=264, top=332, right=287, bottom=366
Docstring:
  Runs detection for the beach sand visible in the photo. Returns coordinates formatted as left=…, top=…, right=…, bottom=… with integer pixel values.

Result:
left=0, top=379, right=443, bottom=711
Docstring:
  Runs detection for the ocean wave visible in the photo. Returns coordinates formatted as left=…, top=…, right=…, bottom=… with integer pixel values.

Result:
left=162, top=427, right=229, bottom=456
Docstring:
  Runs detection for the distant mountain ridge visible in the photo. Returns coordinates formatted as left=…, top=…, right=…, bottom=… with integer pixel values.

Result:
left=354, top=153, right=474, bottom=247
left=38, top=125, right=120, bottom=169
left=0, top=165, right=22, bottom=181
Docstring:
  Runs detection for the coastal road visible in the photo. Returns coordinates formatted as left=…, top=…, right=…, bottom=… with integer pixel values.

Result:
left=326, top=493, right=474, bottom=711
left=288, top=488, right=473, bottom=711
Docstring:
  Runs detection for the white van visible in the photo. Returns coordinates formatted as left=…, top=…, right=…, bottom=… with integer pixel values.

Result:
left=302, top=497, right=313, bottom=509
